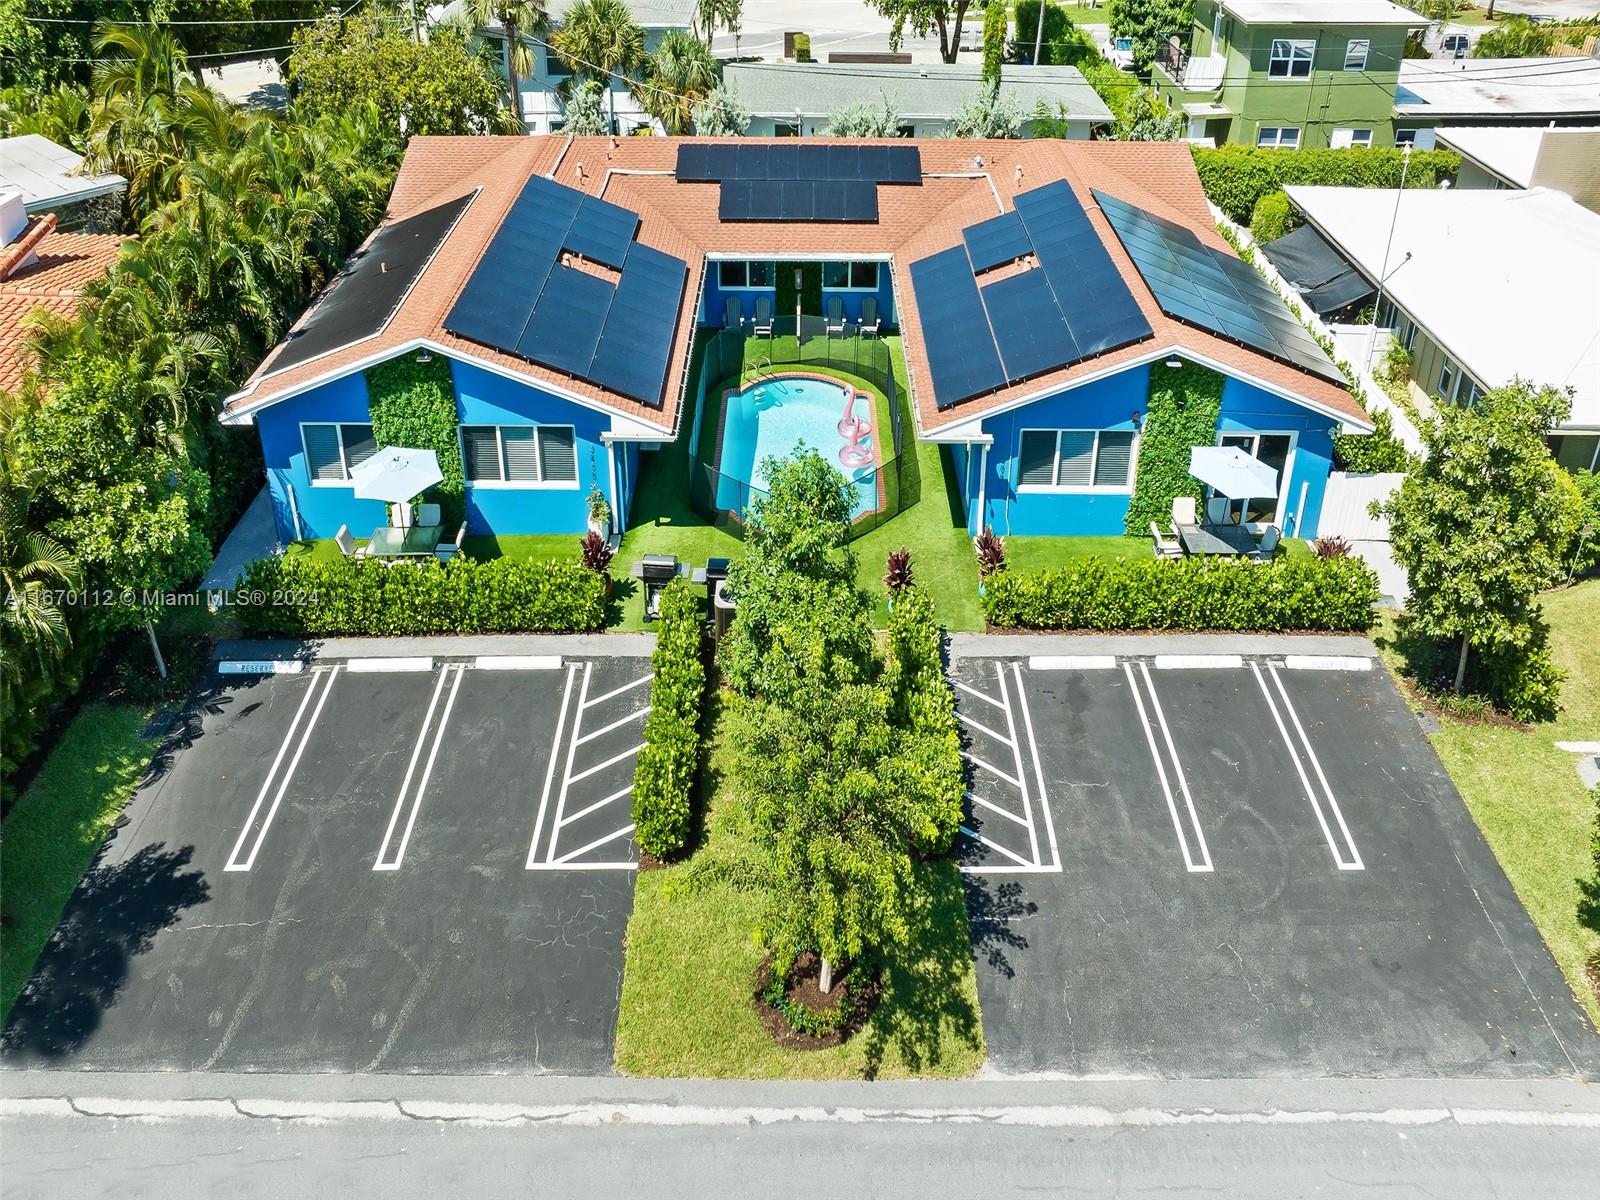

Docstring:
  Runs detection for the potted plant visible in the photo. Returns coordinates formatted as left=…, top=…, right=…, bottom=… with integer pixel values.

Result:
left=884, top=547, right=912, bottom=608
left=974, top=528, right=1005, bottom=594
left=586, top=483, right=611, bottom=537
left=579, top=530, right=616, bottom=597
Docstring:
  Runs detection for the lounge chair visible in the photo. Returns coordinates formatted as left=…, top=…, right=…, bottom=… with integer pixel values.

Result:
left=859, top=295, right=881, bottom=337
left=753, top=296, right=773, bottom=336
left=1250, top=524, right=1282, bottom=560
left=1205, top=495, right=1230, bottom=524
left=1150, top=521, right=1184, bottom=560
left=1171, top=495, right=1197, bottom=526
left=435, top=523, right=467, bottom=562
left=826, top=296, right=847, bottom=337
left=334, top=523, right=366, bottom=559
left=415, top=502, right=442, bottom=529
left=724, top=296, right=743, bottom=331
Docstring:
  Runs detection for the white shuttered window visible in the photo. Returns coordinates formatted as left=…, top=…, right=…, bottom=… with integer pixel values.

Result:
left=460, top=425, right=579, bottom=485
left=302, top=423, right=375, bottom=483
left=1016, top=429, right=1137, bottom=491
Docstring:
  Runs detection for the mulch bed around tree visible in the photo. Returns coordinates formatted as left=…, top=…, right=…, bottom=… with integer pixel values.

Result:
left=752, top=951, right=882, bottom=1051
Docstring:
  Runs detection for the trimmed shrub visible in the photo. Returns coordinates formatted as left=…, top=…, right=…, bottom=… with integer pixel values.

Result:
left=1567, top=469, right=1600, bottom=578
left=1193, top=145, right=1461, bottom=225
left=1333, top=406, right=1412, bottom=474
left=632, top=580, right=706, bottom=860
left=1123, top=361, right=1226, bottom=536
left=981, top=555, right=1380, bottom=632
left=234, top=553, right=605, bottom=636
left=882, top=586, right=964, bottom=856
left=1249, top=189, right=1295, bottom=243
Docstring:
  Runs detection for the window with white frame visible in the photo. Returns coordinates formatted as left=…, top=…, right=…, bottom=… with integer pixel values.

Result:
left=1331, top=127, right=1373, bottom=149
left=717, top=260, right=775, bottom=289
left=1017, top=429, right=1137, bottom=491
left=460, top=424, right=578, bottom=485
left=1268, top=38, right=1315, bottom=78
left=1394, top=128, right=1419, bottom=148
left=822, top=261, right=880, bottom=290
left=1437, top=359, right=1456, bottom=401
left=1343, top=39, right=1369, bottom=70
left=1256, top=126, right=1301, bottom=149
left=302, top=422, right=375, bottom=483
left=1458, top=376, right=1484, bottom=406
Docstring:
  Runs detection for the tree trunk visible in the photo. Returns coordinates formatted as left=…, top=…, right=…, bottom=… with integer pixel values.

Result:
left=1486, top=1, right=1497, bottom=18
left=506, top=27, right=525, bottom=130
left=607, top=82, right=618, bottom=135
left=1453, top=634, right=1470, bottom=695
left=819, top=956, right=834, bottom=995
left=146, top=620, right=168, bottom=681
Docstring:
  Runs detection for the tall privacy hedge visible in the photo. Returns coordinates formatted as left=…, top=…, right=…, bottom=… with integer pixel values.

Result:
left=366, top=354, right=464, bottom=528
left=235, top=553, right=605, bottom=636
left=982, top=556, right=1379, bottom=632
left=1192, top=145, right=1461, bottom=225
left=1124, top=361, right=1226, bottom=536
left=631, top=580, right=707, bottom=860
left=881, top=586, right=964, bottom=857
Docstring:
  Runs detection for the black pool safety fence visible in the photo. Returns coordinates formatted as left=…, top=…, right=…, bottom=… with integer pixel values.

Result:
left=686, top=316, right=921, bottom=540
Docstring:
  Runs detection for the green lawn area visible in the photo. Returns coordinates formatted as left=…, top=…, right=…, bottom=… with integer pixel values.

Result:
left=0, top=705, right=158, bottom=1022
left=1375, top=579, right=1600, bottom=1026
left=614, top=693, right=986, bottom=1079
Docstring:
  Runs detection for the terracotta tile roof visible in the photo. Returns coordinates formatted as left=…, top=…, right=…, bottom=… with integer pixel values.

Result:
left=223, top=136, right=1368, bottom=436
left=0, top=218, right=123, bottom=393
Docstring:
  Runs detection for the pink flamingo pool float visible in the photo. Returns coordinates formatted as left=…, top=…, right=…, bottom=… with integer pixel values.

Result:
left=837, top=387, right=873, bottom=469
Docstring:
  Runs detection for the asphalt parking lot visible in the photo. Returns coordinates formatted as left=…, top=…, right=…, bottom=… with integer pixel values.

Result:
left=954, top=645, right=1598, bottom=1079
left=2, top=651, right=651, bottom=1074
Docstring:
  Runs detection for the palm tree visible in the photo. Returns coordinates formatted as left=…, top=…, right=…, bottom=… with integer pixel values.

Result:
left=0, top=480, right=82, bottom=707
left=694, top=0, right=740, bottom=48
left=462, top=0, right=550, bottom=131
left=640, top=30, right=720, bottom=136
left=551, top=0, right=646, bottom=135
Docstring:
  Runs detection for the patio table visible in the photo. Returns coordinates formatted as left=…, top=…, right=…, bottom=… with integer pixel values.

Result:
left=367, top=525, right=441, bottom=558
left=1176, top=522, right=1257, bottom=557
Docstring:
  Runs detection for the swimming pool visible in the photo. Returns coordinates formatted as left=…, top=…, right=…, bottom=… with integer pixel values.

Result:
left=715, top=372, right=881, bottom=520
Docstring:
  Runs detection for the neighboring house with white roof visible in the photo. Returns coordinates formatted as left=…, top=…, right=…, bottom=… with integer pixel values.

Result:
left=1434, top=125, right=1600, bottom=213
left=1395, top=58, right=1600, bottom=148
left=0, top=135, right=125, bottom=231
left=720, top=63, right=1113, bottom=138
left=1284, top=184, right=1600, bottom=470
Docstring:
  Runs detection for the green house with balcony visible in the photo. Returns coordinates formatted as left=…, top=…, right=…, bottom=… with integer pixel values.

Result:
left=1153, top=1, right=1424, bottom=150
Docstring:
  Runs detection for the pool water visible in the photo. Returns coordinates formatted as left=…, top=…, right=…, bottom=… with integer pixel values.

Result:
left=716, top=374, right=879, bottom=520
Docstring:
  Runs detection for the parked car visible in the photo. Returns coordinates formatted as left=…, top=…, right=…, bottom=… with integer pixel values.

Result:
left=1102, top=35, right=1135, bottom=70
left=1441, top=32, right=1469, bottom=59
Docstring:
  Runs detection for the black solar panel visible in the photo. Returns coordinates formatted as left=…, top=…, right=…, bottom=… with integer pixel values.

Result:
left=675, top=143, right=922, bottom=185
left=963, top=211, right=1031, bottom=272
left=983, top=269, right=1077, bottom=382
left=719, top=178, right=878, bottom=222
left=270, top=192, right=473, bottom=375
left=565, top=196, right=638, bottom=269
left=909, top=246, right=1006, bottom=407
left=1093, top=189, right=1345, bottom=385
left=516, top=264, right=613, bottom=376
left=590, top=244, right=686, bottom=404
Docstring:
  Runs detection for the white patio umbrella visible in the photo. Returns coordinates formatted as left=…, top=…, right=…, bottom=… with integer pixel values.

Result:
left=1188, top=445, right=1279, bottom=499
left=350, top=447, right=443, bottom=525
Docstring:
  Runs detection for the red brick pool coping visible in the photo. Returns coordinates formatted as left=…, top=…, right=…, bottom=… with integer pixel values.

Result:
left=710, top=369, right=889, bottom=524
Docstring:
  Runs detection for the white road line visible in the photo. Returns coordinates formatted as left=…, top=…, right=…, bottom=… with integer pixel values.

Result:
left=218, top=659, right=303, bottom=675
left=955, top=708, right=1014, bottom=748
left=1268, top=664, right=1363, bottom=871
left=954, top=679, right=1008, bottom=711
left=1028, top=655, right=1117, bottom=671
left=223, top=668, right=326, bottom=872
left=543, top=663, right=593, bottom=863
left=1013, top=661, right=1062, bottom=873
left=553, top=822, right=636, bottom=864
left=582, top=672, right=652, bottom=709
left=1283, top=655, right=1372, bottom=672
left=576, top=706, right=650, bottom=746
left=224, top=666, right=340, bottom=873
left=525, top=664, right=578, bottom=870
left=374, top=667, right=464, bottom=871
left=961, top=751, right=1022, bottom=789
left=1153, top=654, right=1243, bottom=670
left=1123, top=663, right=1211, bottom=874
left=345, top=657, right=434, bottom=673
left=557, top=784, right=634, bottom=829
left=997, top=663, right=1042, bottom=869
left=474, top=655, right=562, bottom=671
left=970, top=791, right=1031, bottom=828
left=1139, top=662, right=1213, bottom=873
left=958, top=824, right=1036, bottom=869
left=373, top=667, right=452, bottom=870
left=568, top=742, right=646, bottom=786
left=1250, top=662, right=1350, bottom=871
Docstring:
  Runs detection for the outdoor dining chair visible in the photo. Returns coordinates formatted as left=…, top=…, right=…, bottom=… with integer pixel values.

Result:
left=1150, top=522, right=1184, bottom=560
left=826, top=296, right=847, bottom=337
left=753, top=296, right=774, bottom=336
left=1206, top=496, right=1231, bottom=524
left=859, top=296, right=881, bottom=337
left=1171, top=495, right=1197, bottom=526
left=1250, top=524, right=1282, bottom=560
left=334, top=524, right=367, bottom=559
left=434, top=523, right=467, bottom=562
left=724, top=296, right=743, bottom=331
left=415, top=503, right=442, bottom=529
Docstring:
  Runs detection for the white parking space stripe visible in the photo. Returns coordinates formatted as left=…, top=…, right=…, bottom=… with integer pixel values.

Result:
left=525, top=664, right=578, bottom=870
left=996, top=664, right=1043, bottom=869
left=959, top=824, right=1035, bottom=869
left=1028, top=655, right=1118, bottom=671
left=961, top=751, right=1022, bottom=789
left=345, top=657, right=434, bottom=673
left=553, top=823, right=635, bottom=864
left=224, top=666, right=340, bottom=873
left=955, top=709, right=1013, bottom=748
left=1268, top=664, right=1364, bottom=871
left=542, top=662, right=593, bottom=863
left=1154, top=655, right=1244, bottom=670
left=582, top=672, right=652, bottom=709
left=1139, top=663, right=1214, bottom=873
left=1012, top=662, right=1062, bottom=873
left=374, top=666, right=465, bottom=871
left=569, top=742, right=646, bottom=786
left=954, top=679, right=1008, bottom=711
left=557, top=784, right=634, bottom=829
left=576, top=705, right=650, bottom=746
left=373, top=667, right=451, bottom=871
left=1283, top=655, right=1372, bottom=672
left=473, top=655, right=562, bottom=671
left=1124, top=663, right=1212, bottom=874
left=971, top=791, right=1032, bottom=827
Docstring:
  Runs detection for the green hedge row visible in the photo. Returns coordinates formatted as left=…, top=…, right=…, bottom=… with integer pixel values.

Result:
left=234, top=553, right=605, bottom=636
left=1192, top=145, right=1461, bottom=225
left=631, top=580, right=706, bottom=860
left=981, top=556, right=1379, bottom=632
left=882, top=586, right=964, bottom=857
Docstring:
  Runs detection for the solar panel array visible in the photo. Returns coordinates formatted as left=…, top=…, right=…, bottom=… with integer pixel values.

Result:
left=909, top=180, right=1152, bottom=408
left=443, top=175, right=687, bottom=407
left=676, top=142, right=921, bottom=223
left=1092, top=190, right=1345, bottom=386
left=269, top=192, right=474, bottom=376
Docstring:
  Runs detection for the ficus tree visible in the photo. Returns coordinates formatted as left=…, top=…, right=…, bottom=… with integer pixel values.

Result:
left=869, top=0, right=978, bottom=64
left=1107, top=0, right=1194, bottom=73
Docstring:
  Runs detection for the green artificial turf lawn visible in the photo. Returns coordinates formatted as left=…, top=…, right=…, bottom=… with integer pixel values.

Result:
left=1375, top=579, right=1600, bottom=1027
left=0, top=705, right=157, bottom=1021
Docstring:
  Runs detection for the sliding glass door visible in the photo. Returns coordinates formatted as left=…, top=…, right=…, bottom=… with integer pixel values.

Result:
left=1214, top=433, right=1293, bottom=526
